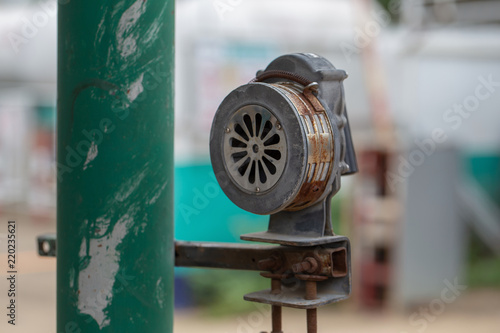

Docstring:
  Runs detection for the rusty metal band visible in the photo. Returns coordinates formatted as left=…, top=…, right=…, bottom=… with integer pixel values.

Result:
left=271, top=82, right=334, bottom=211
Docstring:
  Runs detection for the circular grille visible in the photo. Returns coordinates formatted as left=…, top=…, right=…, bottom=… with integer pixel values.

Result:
left=223, top=105, right=287, bottom=193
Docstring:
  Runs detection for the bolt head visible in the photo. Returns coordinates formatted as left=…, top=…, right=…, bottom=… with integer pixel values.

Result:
left=225, top=127, right=230, bottom=133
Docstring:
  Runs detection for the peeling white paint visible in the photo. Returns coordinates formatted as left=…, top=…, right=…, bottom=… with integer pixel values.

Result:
left=132, top=221, right=148, bottom=236
left=147, top=180, right=168, bottom=205
left=120, top=36, right=137, bottom=58
left=95, top=217, right=111, bottom=237
left=115, top=169, right=147, bottom=202
left=83, top=142, right=98, bottom=170
left=77, top=208, right=137, bottom=329
left=127, top=73, right=144, bottom=102
left=95, top=12, right=107, bottom=46
left=116, top=0, right=145, bottom=58
left=69, top=267, right=75, bottom=289
left=143, top=20, right=161, bottom=44
left=156, top=277, right=164, bottom=308
left=103, top=122, right=111, bottom=133
left=78, top=226, right=88, bottom=258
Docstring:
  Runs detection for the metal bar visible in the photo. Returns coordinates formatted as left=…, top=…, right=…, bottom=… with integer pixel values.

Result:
left=306, top=308, right=317, bottom=333
left=271, top=305, right=282, bottom=333
left=175, top=241, right=347, bottom=277
left=271, top=279, right=282, bottom=333
left=175, top=241, right=279, bottom=270
left=57, top=0, right=175, bottom=332
left=305, top=280, right=318, bottom=332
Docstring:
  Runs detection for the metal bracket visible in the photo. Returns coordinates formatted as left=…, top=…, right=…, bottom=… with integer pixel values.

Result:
left=175, top=236, right=350, bottom=333
left=175, top=237, right=351, bottom=309
left=242, top=237, right=350, bottom=309
left=37, top=233, right=56, bottom=257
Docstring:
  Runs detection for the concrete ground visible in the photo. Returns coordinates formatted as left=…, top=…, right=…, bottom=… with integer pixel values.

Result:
left=1, top=212, right=499, bottom=333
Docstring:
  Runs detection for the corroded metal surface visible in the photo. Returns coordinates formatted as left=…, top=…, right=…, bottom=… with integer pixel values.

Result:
left=243, top=237, right=351, bottom=309
left=175, top=238, right=350, bottom=310
left=175, top=241, right=278, bottom=271
left=207, top=54, right=356, bottom=332
left=174, top=241, right=346, bottom=278
left=271, top=278, right=283, bottom=333
left=306, top=308, right=318, bottom=333
left=243, top=288, right=350, bottom=309
left=272, top=305, right=283, bottom=333
left=215, top=54, right=358, bottom=246
left=274, top=83, right=334, bottom=211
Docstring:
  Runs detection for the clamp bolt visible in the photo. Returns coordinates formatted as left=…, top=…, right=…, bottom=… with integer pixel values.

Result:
left=292, top=257, right=318, bottom=274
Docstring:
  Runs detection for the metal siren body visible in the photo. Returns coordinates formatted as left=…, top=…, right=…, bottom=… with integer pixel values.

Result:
left=210, top=53, right=357, bottom=222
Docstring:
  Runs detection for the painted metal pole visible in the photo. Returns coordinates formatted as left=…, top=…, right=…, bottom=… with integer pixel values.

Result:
left=56, top=0, right=174, bottom=332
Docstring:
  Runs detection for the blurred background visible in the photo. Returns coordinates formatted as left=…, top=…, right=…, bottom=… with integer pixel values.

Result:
left=0, top=0, right=499, bottom=332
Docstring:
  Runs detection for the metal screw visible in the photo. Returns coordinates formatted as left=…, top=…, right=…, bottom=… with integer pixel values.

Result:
left=256, top=187, right=260, bottom=192
left=305, top=280, right=317, bottom=300
left=276, top=123, right=282, bottom=130
left=307, top=308, right=317, bottom=333
left=272, top=305, right=282, bottom=333
left=225, top=127, right=230, bottom=133
left=271, top=279, right=282, bottom=333
left=305, top=281, right=318, bottom=333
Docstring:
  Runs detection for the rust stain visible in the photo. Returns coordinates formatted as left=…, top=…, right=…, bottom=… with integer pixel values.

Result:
left=270, top=83, right=334, bottom=211
left=258, top=248, right=340, bottom=278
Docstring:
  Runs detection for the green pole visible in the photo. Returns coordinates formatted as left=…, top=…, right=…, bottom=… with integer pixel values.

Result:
left=56, top=1, right=174, bottom=332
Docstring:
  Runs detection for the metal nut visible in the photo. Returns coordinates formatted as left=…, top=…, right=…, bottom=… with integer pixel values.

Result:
left=292, top=257, right=318, bottom=274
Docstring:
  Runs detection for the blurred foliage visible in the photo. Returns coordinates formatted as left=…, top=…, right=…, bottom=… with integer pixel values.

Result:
left=376, top=0, right=400, bottom=23
left=465, top=154, right=500, bottom=207
left=464, top=154, right=500, bottom=287
left=331, top=194, right=342, bottom=233
left=188, top=269, right=269, bottom=316
left=467, top=232, right=500, bottom=287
